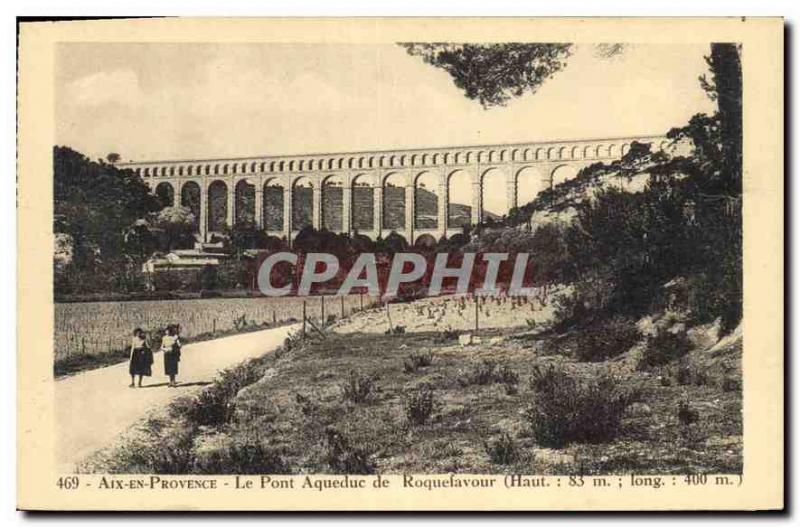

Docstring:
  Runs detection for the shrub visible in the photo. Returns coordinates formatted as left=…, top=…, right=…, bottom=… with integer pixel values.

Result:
left=108, top=418, right=196, bottom=474
left=193, top=436, right=288, bottom=474
left=574, top=316, right=640, bottom=362
left=405, top=385, right=436, bottom=426
left=322, top=427, right=376, bottom=474
left=463, top=360, right=519, bottom=391
left=525, top=365, right=639, bottom=448
left=385, top=325, right=406, bottom=335
left=677, top=401, right=699, bottom=426
left=638, top=329, right=692, bottom=370
left=484, top=433, right=519, bottom=464
left=468, top=359, right=497, bottom=385
left=295, top=392, right=319, bottom=416
left=340, top=371, right=376, bottom=404
left=434, top=328, right=459, bottom=343
left=168, top=356, right=271, bottom=427
left=403, top=351, right=434, bottom=373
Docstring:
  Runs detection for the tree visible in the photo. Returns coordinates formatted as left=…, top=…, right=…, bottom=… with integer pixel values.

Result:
left=106, top=152, right=121, bottom=164
left=225, top=220, right=269, bottom=257
left=54, top=146, right=161, bottom=267
left=153, top=206, right=197, bottom=252
left=399, top=43, right=572, bottom=108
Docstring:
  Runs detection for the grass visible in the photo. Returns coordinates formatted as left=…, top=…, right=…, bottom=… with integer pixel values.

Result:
left=85, top=322, right=742, bottom=475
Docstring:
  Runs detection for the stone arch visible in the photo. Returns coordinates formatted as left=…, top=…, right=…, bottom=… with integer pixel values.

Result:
left=234, top=179, right=256, bottom=225
left=262, top=178, right=284, bottom=231
left=559, top=146, right=568, bottom=159
left=536, top=148, right=547, bottom=161
left=447, top=169, right=474, bottom=228
left=584, top=145, right=593, bottom=159
left=515, top=166, right=547, bottom=207
left=292, top=176, right=314, bottom=230
left=551, top=164, right=578, bottom=187
left=572, top=146, right=582, bottom=159
left=481, top=167, right=508, bottom=219
left=155, top=182, right=175, bottom=208
left=351, top=173, right=375, bottom=231
left=414, top=171, right=439, bottom=230
left=180, top=181, right=201, bottom=231
left=382, top=172, right=406, bottom=230
left=207, top=180, right=228, bottom=232
left=621, top=143, right=631, bottom=156
left=321, top=174, right=344, bottom=231
left=595, top=145, right=605, bottom=157
left=608, top=144, right=618, bottom=158
left=547, top=147, right=557, bottom=160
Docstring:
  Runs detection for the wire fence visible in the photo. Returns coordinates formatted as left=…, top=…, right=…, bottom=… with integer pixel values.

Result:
left=55, top=294, right=379, bottom=359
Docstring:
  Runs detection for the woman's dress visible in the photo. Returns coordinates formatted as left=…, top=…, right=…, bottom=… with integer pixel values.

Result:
left=128, top=337, right=153, bottom=376
left=161, top=334, right=181, bottom=376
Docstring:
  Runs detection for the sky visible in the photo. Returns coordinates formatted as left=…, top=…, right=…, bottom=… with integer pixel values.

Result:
left=55, top=42, right=717, bottom=164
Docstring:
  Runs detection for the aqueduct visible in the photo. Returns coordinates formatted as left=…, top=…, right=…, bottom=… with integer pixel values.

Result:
left=119, top=135, right=669, bottom=245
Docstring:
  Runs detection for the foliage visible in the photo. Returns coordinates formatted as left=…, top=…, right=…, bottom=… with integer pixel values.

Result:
left=403, top=351, right=433, bottom=373
left=484, top=433, right=519, bottom=464
left=322, top=427, right=376, bottom=474
left=573, top=316, right=640, bottom=362
left=400, top=43, right=572, bottom=108
left=526, top=365, right=639, bottom=448
left=340, top=371, right=376, bottom=404
left=193, top=436, right=288, bottom=474
left=54, top=146, right=162, bottom=295
left=404, top=385, right=436, bottom=426
left=153, top=206, right=197, bottom=251
left=637, top=329, right=692, bottom=370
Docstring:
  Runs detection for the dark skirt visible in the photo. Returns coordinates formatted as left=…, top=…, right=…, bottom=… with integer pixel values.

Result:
left=129, top=348, right=153, bottom=376
left=164, top=350, right=180, bottom=376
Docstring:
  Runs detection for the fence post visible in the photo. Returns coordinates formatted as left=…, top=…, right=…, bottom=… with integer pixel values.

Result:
left=340, top=296, right=345, bottom=318
left=475, top=296, right=479, bottom=333
left=360, top=292, right=364, bottom=311
left=213, top=318, right=216, bottom=335
left=302, top=300, right=307, bottom=337
left=321, top=296, right=325, bottom=326
left=273, top=310, right=277, bottom=325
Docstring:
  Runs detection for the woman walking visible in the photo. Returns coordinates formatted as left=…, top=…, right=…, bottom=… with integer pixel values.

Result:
left=161, top=324, right=182, bottom=387
left=128, top=328, right=153, bottom=387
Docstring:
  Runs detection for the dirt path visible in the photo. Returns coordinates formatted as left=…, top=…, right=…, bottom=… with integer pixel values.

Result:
left=56, top=324, right=300, bottom=472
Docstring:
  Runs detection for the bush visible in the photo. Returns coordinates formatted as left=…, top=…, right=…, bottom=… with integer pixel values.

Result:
left=323, top=427, right=376, bottom=474
left=484, top=433, right=519, bottom=464
left=108, top=418, right=196, bottom=474
left=434, top=328, right=459, bottom=343
left=405, top=385, right=436, bottom=426
left=463, top=360, right=519, bottom=392
left=467, top=359, right=498, bottom=385
left=193, top=436, right=288, bottom=474
left=574, top=316, right=640, bottom=362
left=526, top=365, right=639, bottom=448
left=403, top=351, right=434, bottom=373
left=638, top=329, right=692, bottom=370
left=340, top=371, right=376, bottom=404
left=295, top=392, right=319, bottom=416
left=168, top=356, right=271, bottom=427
